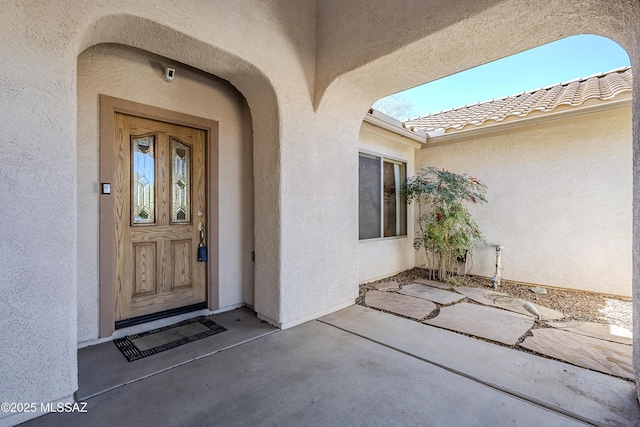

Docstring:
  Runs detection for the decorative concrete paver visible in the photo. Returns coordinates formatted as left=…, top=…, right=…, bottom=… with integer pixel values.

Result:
left=424, top=302, right=534, bottom=345
left=413, top=279, right=452, bottom=290
left=520, top=328, right=634, bottom=379
left=455, top=287, right=564, bottom=320
left=399, top=283, right=465, bottom=305
left=365, top=290, right=436, bottom=320
left=547, top=320, right=633, bottom=345
left=372, top=280, right=400, bottom=291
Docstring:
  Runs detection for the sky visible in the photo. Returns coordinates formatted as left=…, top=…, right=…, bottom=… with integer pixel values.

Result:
left=372, top=35, right=630, bottom=120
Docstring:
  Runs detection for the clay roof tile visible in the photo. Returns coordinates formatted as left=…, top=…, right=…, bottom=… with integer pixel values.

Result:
left=403, top=67, right=632, bottom=135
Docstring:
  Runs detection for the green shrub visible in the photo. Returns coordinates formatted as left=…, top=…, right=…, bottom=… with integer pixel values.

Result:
left=404, top=167, right=487, bottom=280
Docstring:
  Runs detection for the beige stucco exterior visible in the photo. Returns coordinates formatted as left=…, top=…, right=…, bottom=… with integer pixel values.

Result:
left=1, top=1, right=640, bottom=424
left=416, top=104, right=632, bottom=297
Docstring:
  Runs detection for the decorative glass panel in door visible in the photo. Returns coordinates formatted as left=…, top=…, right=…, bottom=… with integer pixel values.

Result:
left=171, top=138, right=191, bottom=223
left=132, top=136, right=156, bottom=224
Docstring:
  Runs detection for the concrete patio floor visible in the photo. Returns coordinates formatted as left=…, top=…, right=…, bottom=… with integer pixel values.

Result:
left=20, top=306, right=640, bottom=427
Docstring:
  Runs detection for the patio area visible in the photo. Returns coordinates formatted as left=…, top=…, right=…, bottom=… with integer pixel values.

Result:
left=20, top=305, right=639, bottom=427
left=362, top=279, right=634, bottom=380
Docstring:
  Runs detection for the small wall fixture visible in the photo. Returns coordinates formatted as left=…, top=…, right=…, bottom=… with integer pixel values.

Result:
left=163, top=66, right=176, bottom=82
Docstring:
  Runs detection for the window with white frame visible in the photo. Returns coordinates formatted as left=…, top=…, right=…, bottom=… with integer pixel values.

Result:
left=359, top=152, right=407, bottom=240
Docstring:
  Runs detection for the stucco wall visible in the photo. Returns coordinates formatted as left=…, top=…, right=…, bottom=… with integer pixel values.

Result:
left=358, top=123, right=416, bottom=282
left=2, top=1, right=640, bottom=422
left=77, top=44, right=254, bottom=344
left=417, top=107, right=632, bottom=297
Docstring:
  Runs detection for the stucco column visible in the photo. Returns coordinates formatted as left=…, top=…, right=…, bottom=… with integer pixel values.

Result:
left=631, top=1, right=640, bottom=401
left=254, top=106, right=361, bottom=328
left=0, top=54, right=78, bottom=417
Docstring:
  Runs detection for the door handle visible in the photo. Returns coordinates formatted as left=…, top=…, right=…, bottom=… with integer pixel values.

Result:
left=198, top=222, right=205, bottom=242
left=198, top=222, right=207, bottom=262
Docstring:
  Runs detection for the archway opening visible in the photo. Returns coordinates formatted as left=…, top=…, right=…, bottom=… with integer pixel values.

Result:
left=76, top=43, right=256, bottom=344
left=359, top=34, right=633, bottom=379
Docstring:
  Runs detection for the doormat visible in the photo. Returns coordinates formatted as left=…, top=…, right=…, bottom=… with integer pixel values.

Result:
left=114, top=316, right=227, bottom=362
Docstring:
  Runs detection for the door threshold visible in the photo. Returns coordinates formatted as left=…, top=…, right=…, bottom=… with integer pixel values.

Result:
left=116, top=303, right=208, bottom=330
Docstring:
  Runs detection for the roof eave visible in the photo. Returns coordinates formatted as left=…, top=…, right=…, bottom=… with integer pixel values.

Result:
left=421, top=96, right=631, bottom=147
left=363, top=109, right=426, bottom=147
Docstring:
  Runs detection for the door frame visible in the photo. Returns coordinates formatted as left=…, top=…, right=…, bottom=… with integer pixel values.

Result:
left=99, top=95, right=219, bottom=338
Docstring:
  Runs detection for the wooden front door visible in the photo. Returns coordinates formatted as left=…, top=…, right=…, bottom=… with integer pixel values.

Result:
left=113, top=114, right=207, bottom=322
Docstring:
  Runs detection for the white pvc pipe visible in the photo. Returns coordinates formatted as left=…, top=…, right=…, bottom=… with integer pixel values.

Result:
left=492, top=245, right=503, bottom=289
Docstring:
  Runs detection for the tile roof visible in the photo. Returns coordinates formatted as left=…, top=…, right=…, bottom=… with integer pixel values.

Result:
left=403, top=67, right=632, bottom=135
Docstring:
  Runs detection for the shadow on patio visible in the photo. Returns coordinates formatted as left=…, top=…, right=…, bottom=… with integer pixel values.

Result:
left=19, top=305, right=639, bottom=427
